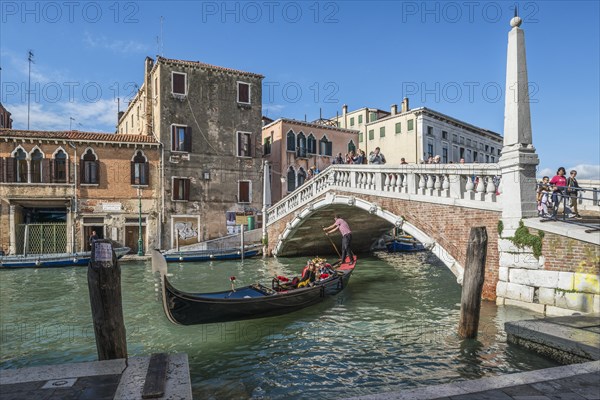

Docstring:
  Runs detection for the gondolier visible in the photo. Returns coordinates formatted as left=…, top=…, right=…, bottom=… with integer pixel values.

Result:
left=323, top=215, right=355, bottom=264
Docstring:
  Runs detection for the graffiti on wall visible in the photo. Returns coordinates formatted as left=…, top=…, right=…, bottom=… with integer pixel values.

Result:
left=173, top=217, right=199, bottom=246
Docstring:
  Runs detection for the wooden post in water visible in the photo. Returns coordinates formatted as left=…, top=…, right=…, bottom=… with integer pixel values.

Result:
left=458, top=226, right=488, bottom=339
left=87, top=239, right=127, bottom=360
left=240, top=224, right=245, bottom=261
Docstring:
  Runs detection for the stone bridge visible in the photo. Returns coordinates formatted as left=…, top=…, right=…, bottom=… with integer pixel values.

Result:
left=265, top=164, right=503, bottom=299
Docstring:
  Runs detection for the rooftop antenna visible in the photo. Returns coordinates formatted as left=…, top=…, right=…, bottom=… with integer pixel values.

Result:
left=159, top=16, right=164, bottom=56
left=27, top=50, right=35, bottom=130
left=304, top=114, right=307, bottom=122
left=70, top=117, right=75, bottom=130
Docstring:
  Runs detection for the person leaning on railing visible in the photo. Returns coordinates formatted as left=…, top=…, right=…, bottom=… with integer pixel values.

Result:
left=549, top=167, right=574, bottom=218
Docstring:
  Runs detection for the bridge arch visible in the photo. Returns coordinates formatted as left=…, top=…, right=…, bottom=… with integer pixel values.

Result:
left=272, top=193, right=464, bottom=282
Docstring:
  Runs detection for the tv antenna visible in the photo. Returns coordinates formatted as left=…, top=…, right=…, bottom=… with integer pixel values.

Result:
left=27, top=50, right=35, bottom=130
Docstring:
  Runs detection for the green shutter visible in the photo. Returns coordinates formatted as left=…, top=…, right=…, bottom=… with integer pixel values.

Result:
left=380, top=127, right=385, bottom=138
left=358, top=115, right=363, bottom=124
left=408, top=119, right=414, bottom=131
left=368, top=129, right=374, bottom=140
left=358, top=132, right=363, bottom=142
left=350, top=117, right=355, bottom=126
left=395, top=122, right=401, bottom=134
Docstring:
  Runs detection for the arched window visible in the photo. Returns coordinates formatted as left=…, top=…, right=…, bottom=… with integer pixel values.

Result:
left=30, top=149, right=44, bottom=183
left=81, top=149, right=99, bottom=184
left=53, top=150, right=67, bottom=183
left=13, top=148, right=28, bottom=183
left=131, top=150, right=149, bottom=185
left=286, top=166, right=296, bottom=192
left=307, top=134, right=316, bottom=154
left=348, top=140, right=356, bottom=153
left=319, top=136, right=332, bottom=156
left=286, top=130, right=296, bottom=152
left=297, top=132, right=306, bottom=157
left=297, top=167, right=306, bottom=187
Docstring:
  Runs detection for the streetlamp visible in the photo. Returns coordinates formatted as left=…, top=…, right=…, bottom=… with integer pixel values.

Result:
left=137, top=187, right=144, bottom=256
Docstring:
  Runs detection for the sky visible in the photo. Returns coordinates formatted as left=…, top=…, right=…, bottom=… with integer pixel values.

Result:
left=1, top=0, right=599, bottom=179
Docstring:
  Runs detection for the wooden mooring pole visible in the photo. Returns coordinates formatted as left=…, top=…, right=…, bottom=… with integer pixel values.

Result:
left=88, top=239, right=127, bottom=360
left=458, top=226, right=488, bottom=339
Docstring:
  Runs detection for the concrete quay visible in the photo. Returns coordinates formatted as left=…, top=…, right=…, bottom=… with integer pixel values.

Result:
left=0, top=353, right=191, bottom=400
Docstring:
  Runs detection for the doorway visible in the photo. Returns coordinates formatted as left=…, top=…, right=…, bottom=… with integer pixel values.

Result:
left=125, top=226, right=146, bottom=254
left=84, top=225, right=104, bottom=251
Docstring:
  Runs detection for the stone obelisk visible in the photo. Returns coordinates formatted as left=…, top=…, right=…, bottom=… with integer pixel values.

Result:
left=499, top=12, right=540, bottom=235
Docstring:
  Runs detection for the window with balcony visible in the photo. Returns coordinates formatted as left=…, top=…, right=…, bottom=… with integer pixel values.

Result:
left=319, top=136, right=332, bottom=156
left=296, top=132, right=307, bottom=157
left=286, top=130, right=295, bottom=152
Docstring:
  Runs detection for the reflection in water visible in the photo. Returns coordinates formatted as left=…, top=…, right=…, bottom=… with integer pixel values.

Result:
left=1, top=252, right=558, bottom=399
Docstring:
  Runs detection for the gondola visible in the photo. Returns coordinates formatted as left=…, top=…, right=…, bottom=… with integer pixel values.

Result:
left=162, top=245, right=261, bottom=263
left=0, top=246, right=131, bottom=269
left=152, top=250, right=356, bottom=325
left=386, top=238, right=426, bottom=252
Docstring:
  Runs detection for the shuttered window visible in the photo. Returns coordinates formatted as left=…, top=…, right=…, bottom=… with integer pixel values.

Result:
left=172, top=72, right=186, bottom=95
left=53, top=150, right=68, bottom=183
left=172, top=125, right=192, bottom=152
left=307, top=134, right=316, bottom=154
left=30, top=149, right=43, bottom=183
left=237, top=82, right=250, bottom=104
left=286, top=130, right=295, bottom=152
left=237, top=131, right=252, bottom=157
left=81, top=149, right=99, bottom=184
left=173, top=178, right=190, bottom=201
left=131, top=151, right=149, bottom=186
left=238, top=181, right=250, bottom=203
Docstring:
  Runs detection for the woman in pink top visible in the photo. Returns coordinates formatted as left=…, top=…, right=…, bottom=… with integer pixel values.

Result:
left=549, top=167, right=572, bottom=217
left=323, top=215, right=355, bottom=264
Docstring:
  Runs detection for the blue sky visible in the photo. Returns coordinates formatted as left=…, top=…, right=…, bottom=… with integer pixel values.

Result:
left=1, top=1, right=599, bottom=178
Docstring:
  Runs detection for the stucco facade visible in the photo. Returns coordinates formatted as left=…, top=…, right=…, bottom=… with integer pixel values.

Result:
left=330, top=100, right=503, bottom=165
left=0, top=129, right=160, bottom=255
left=118, top=57, right=264, bottom=247
left=261, top=118, right=359, bottom=203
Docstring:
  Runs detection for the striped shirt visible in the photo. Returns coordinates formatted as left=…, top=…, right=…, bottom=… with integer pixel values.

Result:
left=335, top=218, right=352, bottom=236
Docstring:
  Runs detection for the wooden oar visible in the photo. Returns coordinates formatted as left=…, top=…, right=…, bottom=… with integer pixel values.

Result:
left=322, top=227, right=342, bottom=260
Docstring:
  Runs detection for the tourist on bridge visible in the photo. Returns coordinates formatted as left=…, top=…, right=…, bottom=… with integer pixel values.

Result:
left=550, top=167, right=574, bottom=218
left=323, top=215, right=355, bottom=264
left=567, top=170, right=582, bottom=219
left=537, top=176, right=551, bottom=217
left=368, top=147, right=386, bottom=164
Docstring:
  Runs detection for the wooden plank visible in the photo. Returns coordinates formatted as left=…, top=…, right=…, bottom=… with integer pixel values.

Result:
left=458, top=226, right=488, bottom=339
left=142, top=353, right=169, bottom=399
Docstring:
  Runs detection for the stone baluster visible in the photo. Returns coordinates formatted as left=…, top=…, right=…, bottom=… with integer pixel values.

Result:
left=434, top=174, right=442, bottom=194
left=426, top=173, right=435, bottom=195
left=418, top=173, right=426, bottom=195
left=475, top=175, right=486, bottom=201
left=389, top=173, right=397, bottom=192
left=361, top=172, right=368, bottom=188
left=486, top=176, right=497, bottom=202
left=442, top=174, right=450, bottom=197
left=384, top=172, right=391, bottom=191
left=402, top=173, right=409, bottom=193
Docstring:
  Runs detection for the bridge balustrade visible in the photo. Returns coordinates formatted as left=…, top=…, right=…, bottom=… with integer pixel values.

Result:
left=267, top=164, right=503, bottom=225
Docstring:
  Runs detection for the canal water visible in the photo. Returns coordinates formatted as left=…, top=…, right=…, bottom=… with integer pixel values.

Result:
left=0, top=252, right=558, bottom=399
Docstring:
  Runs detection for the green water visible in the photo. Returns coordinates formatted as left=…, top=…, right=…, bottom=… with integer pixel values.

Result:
left=0, top=252, right=558, bottom=399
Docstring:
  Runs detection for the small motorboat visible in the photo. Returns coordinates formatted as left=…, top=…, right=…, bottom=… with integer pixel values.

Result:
left=152, top=250, right=356, bottom=325
left=386, top=236, right=426, bottom=252
left=162, top=245, right=261, bottom=263
left=0, top=247, right=131, bottom=269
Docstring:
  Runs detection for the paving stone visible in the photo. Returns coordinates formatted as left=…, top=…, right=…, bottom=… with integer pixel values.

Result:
left=501, top=384, right=545, bottom=396
left=545, top=393, right=588, bottom=400
left=511, top=396, right=553, bottom=400
left=449, top=389, right=514, bottom=400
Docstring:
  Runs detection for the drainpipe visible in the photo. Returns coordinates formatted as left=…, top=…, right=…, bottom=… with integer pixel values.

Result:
left=159, top=142, right=165, bottom=249
left=68, top=142, right=77, bottom=252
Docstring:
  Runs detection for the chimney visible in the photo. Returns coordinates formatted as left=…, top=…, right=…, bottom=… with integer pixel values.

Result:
left=118, top=111, right=125, bottom=122
left=390, top=104, right=397, bottom=115
left=401, top=97, right=409, bottom=113
left=342, top=104, right=348, bottom=116
left=144, top=57, right=155, bottom=136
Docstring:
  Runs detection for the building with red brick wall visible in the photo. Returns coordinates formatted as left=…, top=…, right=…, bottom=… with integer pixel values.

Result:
left=0, top=129, right=160, bottom=255
left=0, top=103, right=13, bottom=129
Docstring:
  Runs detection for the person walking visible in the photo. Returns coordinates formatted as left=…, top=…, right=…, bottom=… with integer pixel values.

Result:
left=549, top=167, right=573, bottom=217
left=323, top=215, right=355, bottom=264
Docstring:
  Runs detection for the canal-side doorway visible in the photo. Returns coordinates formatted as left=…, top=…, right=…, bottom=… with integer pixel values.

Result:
left=125, top=217, right=146, bottom=254
left=83, top=225, right=104, bottom=251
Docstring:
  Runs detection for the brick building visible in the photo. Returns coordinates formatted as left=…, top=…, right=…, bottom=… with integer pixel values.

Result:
left=262, top=118, right=359, bottom=203
left=0, top=129, right=160, bottom=255
left=0, top=103, right=13, bottom=129
left=118, top=56, right=264, bottom=247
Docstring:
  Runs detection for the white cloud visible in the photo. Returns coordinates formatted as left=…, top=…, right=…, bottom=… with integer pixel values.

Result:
left=539, top=164, right=599, bottom=181
left=9, top=99, right=118, bottom=132
left=83, top=32, right=150, bottom=54
left=263, top=104, right=286, bottom=117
